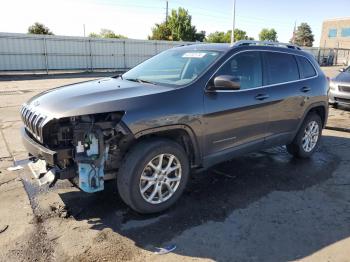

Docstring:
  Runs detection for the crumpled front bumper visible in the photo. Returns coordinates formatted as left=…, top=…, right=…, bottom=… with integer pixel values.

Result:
left=21, top=127, right=72, bottom=166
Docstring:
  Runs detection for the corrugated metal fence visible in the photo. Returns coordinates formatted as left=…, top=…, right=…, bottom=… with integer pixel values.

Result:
left=0, top=33, right=191, bottom=72
left=1, top=33, right=350, bottom=72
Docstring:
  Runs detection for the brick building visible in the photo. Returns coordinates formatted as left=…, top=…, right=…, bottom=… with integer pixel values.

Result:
left=320, top=18, right=350, bottom=48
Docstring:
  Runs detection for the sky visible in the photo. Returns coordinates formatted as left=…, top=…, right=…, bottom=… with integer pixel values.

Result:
left=0, top=0, right=349, bottom=46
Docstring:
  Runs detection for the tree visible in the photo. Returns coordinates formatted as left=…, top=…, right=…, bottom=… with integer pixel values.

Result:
left=206, top=31, right=230, bottom=43
left=292, top=23, right=314, bottom=47
left=259, top=28, right=277, bottom=41
left=28, top=22, right=53, bottom=35
left=149, top=7, right=205, bottom=42
left=89, top=29, right=127, bottom=39
left=149, top=23, right=172, bottom=40
left=206, top=29, right=254, bottom=43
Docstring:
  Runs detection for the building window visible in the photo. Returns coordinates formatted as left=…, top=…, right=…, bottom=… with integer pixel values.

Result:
left=341, top=28, right=350, bottom=37
left=328, top=28, right=337, bottom=38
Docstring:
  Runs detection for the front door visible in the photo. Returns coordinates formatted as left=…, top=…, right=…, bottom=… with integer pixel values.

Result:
left=203, top=51, right=271, bottom=158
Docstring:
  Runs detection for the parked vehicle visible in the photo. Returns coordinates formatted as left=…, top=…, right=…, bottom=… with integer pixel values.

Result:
left=21, top=40, right=329, bottom=214
left=329, top=66, right=350, bottom=107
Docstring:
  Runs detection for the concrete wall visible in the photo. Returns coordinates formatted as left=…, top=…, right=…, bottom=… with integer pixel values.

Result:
left=320, top=18, right=350, bottom=49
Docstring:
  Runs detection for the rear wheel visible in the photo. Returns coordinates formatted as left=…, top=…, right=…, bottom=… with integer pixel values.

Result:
left=287, top=113, right=322, bottom=158
left=117, top=139, right=189, bottom=214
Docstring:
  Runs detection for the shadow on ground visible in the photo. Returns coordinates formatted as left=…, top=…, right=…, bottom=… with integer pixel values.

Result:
left=58, top=135, right=347, bottom=261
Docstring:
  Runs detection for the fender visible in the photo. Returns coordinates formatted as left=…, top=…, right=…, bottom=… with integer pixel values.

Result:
left=296, top=101, right=328, bottom=134
left=134, top=124, right=202, bottom=167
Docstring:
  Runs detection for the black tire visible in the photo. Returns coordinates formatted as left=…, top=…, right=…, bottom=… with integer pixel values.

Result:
left=286, top=113, right=322, bottom=158
left=117, top=138, right=190, bottom=214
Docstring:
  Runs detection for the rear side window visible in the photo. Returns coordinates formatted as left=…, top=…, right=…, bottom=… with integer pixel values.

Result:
left=216, top=51, right=262, bottom=90
left=296, top=56, right=317, bottom=79
left=264, top=52, right=299, bottom=85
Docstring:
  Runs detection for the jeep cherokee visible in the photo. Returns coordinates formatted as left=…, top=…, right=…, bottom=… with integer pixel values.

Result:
left=20, top=40, right=328, bottom=214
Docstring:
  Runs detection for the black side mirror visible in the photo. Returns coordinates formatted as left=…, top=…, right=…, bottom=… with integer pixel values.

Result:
left=339, top=68, right=345, bottom=72
left=209, top=75, right=240, bottom=90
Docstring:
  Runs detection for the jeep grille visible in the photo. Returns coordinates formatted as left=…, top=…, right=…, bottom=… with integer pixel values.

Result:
left=20, top=105, right=47, bottom=143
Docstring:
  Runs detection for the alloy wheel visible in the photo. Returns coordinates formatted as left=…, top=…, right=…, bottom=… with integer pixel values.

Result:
left=139, top=153, right=182, bottom=204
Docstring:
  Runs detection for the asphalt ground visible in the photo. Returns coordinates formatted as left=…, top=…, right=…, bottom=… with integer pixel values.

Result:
left=1, top=67, right=350, bottom=262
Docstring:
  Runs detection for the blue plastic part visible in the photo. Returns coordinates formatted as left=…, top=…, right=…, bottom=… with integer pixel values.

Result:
left=78, top=163, right=105, bottom=193
left=78, top=147, right=109, bottom=193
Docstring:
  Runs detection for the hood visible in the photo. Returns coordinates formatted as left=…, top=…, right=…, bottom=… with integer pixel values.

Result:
left=26, top=78, right=173, bottom=119
left=333, top=71, right=350, bottom=84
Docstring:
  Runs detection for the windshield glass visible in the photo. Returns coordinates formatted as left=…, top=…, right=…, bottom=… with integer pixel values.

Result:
left=122, top=49, right=221, bottom=86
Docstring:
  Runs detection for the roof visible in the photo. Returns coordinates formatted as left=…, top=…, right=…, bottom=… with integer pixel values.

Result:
left=175, top=40, right=302, bottom=52
left=323, top=17, right=350, bottom=22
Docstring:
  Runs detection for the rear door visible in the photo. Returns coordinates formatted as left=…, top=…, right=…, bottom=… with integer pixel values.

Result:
left=261, top=51, right=307, bottom=143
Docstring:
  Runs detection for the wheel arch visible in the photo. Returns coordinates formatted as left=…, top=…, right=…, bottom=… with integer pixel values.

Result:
left=134, top=125, right=202, bottom=168
left=298, top=102, right=328, bottom=131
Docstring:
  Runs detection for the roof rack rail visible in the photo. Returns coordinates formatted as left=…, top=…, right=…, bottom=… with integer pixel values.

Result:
left=233, top=40, right=301, bottom=50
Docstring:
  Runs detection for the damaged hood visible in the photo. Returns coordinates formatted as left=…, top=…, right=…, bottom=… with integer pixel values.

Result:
left=25, top=78, right=173, bottom=119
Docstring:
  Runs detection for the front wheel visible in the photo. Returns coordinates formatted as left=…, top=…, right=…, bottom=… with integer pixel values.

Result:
left=287, top=113, right=322, bottom=158
left=117, top=139, right=189, bottom=214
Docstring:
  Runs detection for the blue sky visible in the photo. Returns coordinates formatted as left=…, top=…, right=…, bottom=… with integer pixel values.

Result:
left=1, top=0, right=349, bottom=46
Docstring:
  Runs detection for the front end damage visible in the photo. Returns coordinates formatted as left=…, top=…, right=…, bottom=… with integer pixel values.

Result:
left=21, top=109, right=133, bottom=193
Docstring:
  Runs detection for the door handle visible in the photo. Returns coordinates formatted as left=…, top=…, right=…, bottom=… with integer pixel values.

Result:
left=255, top=94, right=270, bottom=101
left=301, top=86, right=311, bottom=93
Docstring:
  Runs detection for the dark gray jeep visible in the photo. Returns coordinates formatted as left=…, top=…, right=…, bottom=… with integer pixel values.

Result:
left=21, top=40, right=329, bottom=213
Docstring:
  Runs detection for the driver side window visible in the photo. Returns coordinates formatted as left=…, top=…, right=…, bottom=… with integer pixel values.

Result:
left=217, top=51, right=263, bottom=90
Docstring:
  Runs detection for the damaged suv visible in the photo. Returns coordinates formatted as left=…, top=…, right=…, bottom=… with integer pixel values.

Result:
left=21, top=41, right=328, bottom=213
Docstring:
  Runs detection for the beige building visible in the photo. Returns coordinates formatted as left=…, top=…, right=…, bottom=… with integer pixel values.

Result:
left=320, top=18, right=350, bottom=48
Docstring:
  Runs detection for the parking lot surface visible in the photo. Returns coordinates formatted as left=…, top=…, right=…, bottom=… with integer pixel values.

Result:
left=1, top=68, right=350, bottom=262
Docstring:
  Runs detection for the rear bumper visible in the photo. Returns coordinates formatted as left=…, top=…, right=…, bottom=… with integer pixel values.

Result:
left=21, top=127, right=72, bottom=166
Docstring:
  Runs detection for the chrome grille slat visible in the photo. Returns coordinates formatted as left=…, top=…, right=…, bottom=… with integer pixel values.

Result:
left=20, top=104, right=47, bottom=143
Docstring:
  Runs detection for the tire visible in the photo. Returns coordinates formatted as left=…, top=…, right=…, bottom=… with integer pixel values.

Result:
left=117, top=138, right=190, bottom=214
left=286, top=113, right=322, bottom=158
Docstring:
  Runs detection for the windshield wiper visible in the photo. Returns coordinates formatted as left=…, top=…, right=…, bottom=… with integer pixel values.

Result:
left=112, top=74, right=123, bottom=80
left=125, top=78, right=157, bottom=85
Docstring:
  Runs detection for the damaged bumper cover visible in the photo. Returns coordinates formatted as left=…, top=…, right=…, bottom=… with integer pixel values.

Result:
left=21, top=127, right=72, bottom=166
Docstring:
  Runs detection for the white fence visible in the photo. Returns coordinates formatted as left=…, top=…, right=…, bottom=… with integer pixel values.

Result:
left=0, top=33, right=191, bottom=72
left=1, top=33, right=349, bottom=72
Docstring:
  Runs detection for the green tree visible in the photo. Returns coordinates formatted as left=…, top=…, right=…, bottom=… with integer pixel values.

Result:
left=149, top=7, right=205, bottom=41
left=149, top=23, right=172, bottom=40
left=28, top=22, right=53, bottom=35
left=206, top=29, right=254, bottom=43
left=89, top=29, right=127, bottom=39
left=293, top=23, right=314, bottom=47
left=259, top=28, right=278, bottom=41
left=88, top=32, right=100, bottom=38
left=206, top=31, right=229, bottom=43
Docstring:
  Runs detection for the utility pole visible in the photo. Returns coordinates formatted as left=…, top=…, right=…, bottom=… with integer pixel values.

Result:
left=292, top=20, right=296, bottom=44
left=230, top=0, right=236, bottom=45
left=83, top=24, right=86, bottom=37
left=165, top=1, right=169, bottom=25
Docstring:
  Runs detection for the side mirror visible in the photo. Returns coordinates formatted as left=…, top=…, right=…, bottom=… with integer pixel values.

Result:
left=208, top=75, right=240, bottom=91
left=339, top=68, right=345, bottom=72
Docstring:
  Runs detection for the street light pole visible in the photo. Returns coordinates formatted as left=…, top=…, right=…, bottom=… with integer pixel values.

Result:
left=230, top=0, right=236, bottom=45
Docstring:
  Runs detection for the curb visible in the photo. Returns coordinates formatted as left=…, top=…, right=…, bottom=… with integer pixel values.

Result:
left=325, top=126, right=350, bottom=133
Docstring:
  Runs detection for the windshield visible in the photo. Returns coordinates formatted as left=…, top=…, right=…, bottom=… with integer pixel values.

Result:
left=122, top=49, right=221, bottom=86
